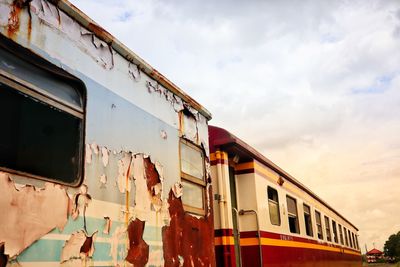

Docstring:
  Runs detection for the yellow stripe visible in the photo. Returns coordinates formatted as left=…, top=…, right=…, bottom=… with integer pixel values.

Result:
left=235, top=162, right=255, bottom=171
left=240, top=237, right=361, bottom=256
left=214, top=236, right=235, bottom=246
left=210, top=151, right=228, bottom=161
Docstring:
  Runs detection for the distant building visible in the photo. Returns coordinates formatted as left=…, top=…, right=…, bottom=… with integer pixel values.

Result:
left=366, top=248, right=384, bottom=263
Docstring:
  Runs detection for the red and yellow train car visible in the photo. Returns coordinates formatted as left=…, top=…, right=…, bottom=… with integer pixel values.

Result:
left=209, top=126, right=362, bottom=267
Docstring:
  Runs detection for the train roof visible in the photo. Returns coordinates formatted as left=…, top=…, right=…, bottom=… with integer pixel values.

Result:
left=209, top=125, right=359, bottom=231
left=51, top=0, right=212, bottom=120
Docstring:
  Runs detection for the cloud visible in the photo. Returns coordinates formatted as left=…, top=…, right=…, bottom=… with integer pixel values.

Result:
left=70, top=0, right=400, bottom=251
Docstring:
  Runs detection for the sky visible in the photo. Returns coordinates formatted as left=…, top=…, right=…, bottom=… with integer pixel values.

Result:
left=69, top=0, right=400, bottom=252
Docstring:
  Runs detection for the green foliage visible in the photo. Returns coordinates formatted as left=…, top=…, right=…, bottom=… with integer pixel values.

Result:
left=384, top=231, right=400, bottom=262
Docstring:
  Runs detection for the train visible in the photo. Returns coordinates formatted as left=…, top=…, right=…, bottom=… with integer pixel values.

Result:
left=0, top=0, right=361, bottom=266
left=209, top=126, right=361, bottom=267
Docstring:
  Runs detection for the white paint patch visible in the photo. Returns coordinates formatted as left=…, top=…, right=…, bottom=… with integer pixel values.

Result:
left=71, top=185, right=91, bottom=220
left=172, top=182, right=183, bottom=198
left=90, top=142, right=99, bottom=155
left=132, top=154, right=152, bottom=221
left=0, top=173, right=69, bottom=258
left=100, top=174, right=107, bottom=185
left=85, top=144, right=92, bottom=164
left=116, top=153, right=132, bottom=193
left=101, top=147, right=109, bottom=167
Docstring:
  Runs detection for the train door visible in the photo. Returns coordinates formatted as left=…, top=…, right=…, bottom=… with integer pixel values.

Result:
left=229, top=166, right=242, bottom=267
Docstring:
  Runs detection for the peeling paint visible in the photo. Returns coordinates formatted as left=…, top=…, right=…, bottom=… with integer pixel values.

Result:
left=116, top=152, right=133, bottom=193
left=71, top=184, right=92, bottom=228
left=90, top=142, right=99, bottom=155
left=126, top=219, right=149, bottom=266
left=29, top=0, right=114, bottom=69
left=0, top=172, right=69, bottom=258
left=101, top=146, right=109, bottom=167
left=172, top=182, right=183, bottom=199
left=85, top=143, right=92, bottom=164
left=103, top=217, right=111, bottom=235
left=133, top=154, right=151, bottom=221
left=162, top=189, right=215, bottom=267
left=128, top=62, right=140, bottom=81
left=99, top=173, right=107, bottom=185
left=7, top=3, right=21, bottom=39
left=160, top=130, right=168, bottom=140
left=60, top=230, right=97, bottom=264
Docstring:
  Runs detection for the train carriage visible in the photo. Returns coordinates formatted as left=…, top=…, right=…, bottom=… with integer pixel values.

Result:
left=0, top=0, right=215, bottom=266
left=209, top=126, right=362, bottom=267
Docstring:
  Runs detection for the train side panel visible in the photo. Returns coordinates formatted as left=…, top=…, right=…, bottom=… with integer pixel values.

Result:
left=0, top=1, right=215, bottom=266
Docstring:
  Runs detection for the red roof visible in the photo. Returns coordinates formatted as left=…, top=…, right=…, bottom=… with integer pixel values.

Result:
left=367, top=249, right=383, bottom=255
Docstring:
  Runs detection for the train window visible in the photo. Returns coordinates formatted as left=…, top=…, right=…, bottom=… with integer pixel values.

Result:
left=338, top=224, right=344, bottom=245
left=332, top=220, right=338, bottom=243
left=344, top=227, right=349, bottom=246
left=180, top=139, right=206, bottom=215
left=315, top=211, right=323, bottom=240
left=348, top=229, right=353, bottom=248
left=0, top=38, right=85, bottom=186
left=351, top=232, right=356, bottom=249
left=324, top=216, right=332, bottom=242
left=303, top=204, right=313, bottom=237
left=355, top=235, right=360, bottom=250
left=268, top=187, right=281, bottom=226
left=286, top=196, right=300, bottom=234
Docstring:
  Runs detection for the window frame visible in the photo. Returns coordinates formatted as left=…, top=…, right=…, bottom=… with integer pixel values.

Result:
left=303, top=203, right=313, bottom=237
left=267, top=186, right=281, bottom=226
left=315, top=210, right=324, bottom=240
left=324, top=216, right=332, bottom=242
left=332, top=220, right=338, bottom=243
left=344, top=227, right=349, bottom=247
left=286, top=195, right=300, bottom=234
left=338, top=224, right=344, bottom=245
left=0, top=41, right=85, bottom=187
left=179, top=138, right=207, bottom=216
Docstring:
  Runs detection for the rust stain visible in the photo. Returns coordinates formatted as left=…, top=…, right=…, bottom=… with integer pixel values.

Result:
left=87, top=23, right=113, bottom=44
left=27, top=10, right=31, bottom=41
left=162, top=187, right=216, bottom=267
left=126, top=219, right=149, bottom=266
left=80, top=233, right=95, bottom=255
left=144, top=158, right=160, bottom=192
left=7, top=4, right=22, bottom=39
left=0, top=243, right=7, bottom=267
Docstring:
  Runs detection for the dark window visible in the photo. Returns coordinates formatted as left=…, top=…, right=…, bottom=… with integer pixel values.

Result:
left=180, top=139, right=206, bottom=215
left=268, top=187, right=281, bottom=226
left=338, top=224, right=344, bottom=245
left=348, top=229, right=353, bottom=248
left=332, top=220, right=338, bottom=243
left=315, top=211, right=323, bottom=240
left=324, top=216, right=332, bottom=242
left=303, top=204, right=313, bottom=237
left=286, top=195, right=300, bottom=234
left=0, top=37, right=84, bottom=185
left=344, top=227, right=349, bottom=246
left=351, top=232, right=356, bottom=249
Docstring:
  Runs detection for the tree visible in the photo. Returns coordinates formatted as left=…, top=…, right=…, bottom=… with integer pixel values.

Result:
left=384, top=231, right=400, bottom=262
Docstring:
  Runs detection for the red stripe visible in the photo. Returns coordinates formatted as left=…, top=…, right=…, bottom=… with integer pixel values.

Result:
left=215, top=228, right=233, bottom=237
left=240, top=230, right=361, bottom=253
left=210, top=159, right=228, bottom=166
